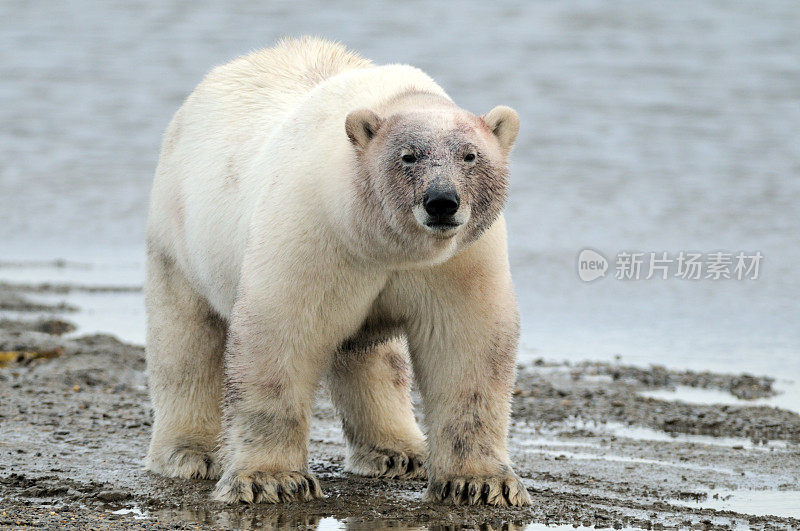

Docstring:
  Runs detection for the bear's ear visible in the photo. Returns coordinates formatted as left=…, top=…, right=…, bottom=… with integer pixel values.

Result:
left=345, top=109, right=383, bottom=151
left=481, top=105, right=520, bottom=154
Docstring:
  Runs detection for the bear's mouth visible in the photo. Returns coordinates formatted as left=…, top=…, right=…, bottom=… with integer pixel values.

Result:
left=412, top=204, right=469, bottom=237
left=424, top=219, right=463, bottom=236
left=425, top=219, right=462, bottom=230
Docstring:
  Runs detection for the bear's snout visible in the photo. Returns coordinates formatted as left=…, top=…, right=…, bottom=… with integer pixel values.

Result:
left=423, top=183, right=460, bottom=218
left=413, top=178, right=471, bottom=238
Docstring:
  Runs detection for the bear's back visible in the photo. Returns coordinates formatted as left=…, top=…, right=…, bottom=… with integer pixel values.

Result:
left=186, top=37, right=373, bottom=144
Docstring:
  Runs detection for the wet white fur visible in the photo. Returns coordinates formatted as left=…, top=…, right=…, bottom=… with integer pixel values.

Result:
left=145, top=37, right=529, bottom=506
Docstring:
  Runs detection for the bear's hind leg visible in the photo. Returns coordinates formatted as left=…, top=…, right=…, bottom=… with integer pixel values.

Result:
left=144, top=250, right=225, bottom=480
left=329, top=337, right=427, bottom=479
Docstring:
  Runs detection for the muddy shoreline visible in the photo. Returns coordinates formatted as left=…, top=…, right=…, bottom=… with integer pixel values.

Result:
left=1, top=286, right=799, bottom=529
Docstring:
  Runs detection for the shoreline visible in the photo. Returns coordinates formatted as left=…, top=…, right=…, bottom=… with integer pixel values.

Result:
left=1, top=285, right=799, bottom=529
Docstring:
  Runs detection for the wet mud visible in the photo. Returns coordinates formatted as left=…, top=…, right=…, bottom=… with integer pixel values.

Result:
left=1, top=286, right=798, bottom=530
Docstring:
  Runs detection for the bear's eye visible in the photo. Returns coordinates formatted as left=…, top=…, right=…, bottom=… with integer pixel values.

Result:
left=464, top=153, right=476, bottom=163
left=401, top=154, right=417, bottom=164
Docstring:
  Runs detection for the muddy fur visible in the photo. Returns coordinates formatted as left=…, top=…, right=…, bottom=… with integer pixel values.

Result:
left=331, top=337, right=427, bottom=480
left=144, top=248, right=224, bottom=481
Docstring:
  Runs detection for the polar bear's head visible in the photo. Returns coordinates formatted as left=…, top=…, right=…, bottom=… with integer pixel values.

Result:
left=346, top=95, right=519, bottom=259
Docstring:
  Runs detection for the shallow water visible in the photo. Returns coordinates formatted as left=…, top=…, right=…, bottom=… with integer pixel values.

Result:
left=120, top=505, right=628, bottom=530
left=519, top=419, right=792, bottom=450
left=640, top=384, right=800, bottom=415
left=1, top=2, right=799, bottom=385
left=670, top=489, right=800, bottom=520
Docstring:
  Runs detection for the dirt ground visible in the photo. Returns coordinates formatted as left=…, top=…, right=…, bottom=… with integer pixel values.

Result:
left=1, top=285, right=799, bottom=530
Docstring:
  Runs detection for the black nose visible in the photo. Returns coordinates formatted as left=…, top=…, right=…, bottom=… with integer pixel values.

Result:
left=423, top=187, right=460, bottom=217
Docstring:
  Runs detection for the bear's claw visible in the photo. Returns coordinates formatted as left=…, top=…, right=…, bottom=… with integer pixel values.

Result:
left=347, top=447, right=427, bottom=479
left=426, top=473, right=531, bottom=506
left=212, top=470, right=323, bottom=504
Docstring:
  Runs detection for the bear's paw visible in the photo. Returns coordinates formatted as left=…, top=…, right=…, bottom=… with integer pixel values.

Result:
left=425, top=472, right=531, bottom=506
left=347, top=447, right=427, bottom=480
left=146, top=444, right=220, bottom=480
left=212, top=470, right=323, bottom=504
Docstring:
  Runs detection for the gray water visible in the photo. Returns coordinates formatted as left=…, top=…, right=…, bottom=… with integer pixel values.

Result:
left=1, top=1, right=799, bottom=384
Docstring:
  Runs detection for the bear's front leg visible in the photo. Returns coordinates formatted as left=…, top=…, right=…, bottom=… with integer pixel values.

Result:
left=402, top=250, right=531, bottom=507
left=329, top=337, right=427, bottom=479
left=212, top=239, right=387, bottom=504
left=212, top=295, right=324, bottom=504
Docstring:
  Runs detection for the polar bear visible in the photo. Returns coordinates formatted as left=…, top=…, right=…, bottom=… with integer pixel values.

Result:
left=144, top=37, right=529, bottom=507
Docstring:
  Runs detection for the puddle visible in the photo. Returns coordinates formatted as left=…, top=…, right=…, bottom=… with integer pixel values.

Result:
left=0, top=259, right=144, bottom=288
left=523, top=527, right=638, bottom=531
left=0, top=259, right=145, bottom=345
left=575, top=419, right=790, bottom=450
left=519, top=446, right=732, bottom=473
left=104, top=504, right=643, bottom=530
left=311, top=519, right=632, bottom=530
left=640, top=384, right=800, bottom=415
left=512, top=420, right=791, bottom=474
left=110, top=505, right=148, bottom=520
left=669, top=489, right=800, bottom=519
left=4, top=289, right=146, bottom=346
left=517, top=419, right=791, bottom=451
